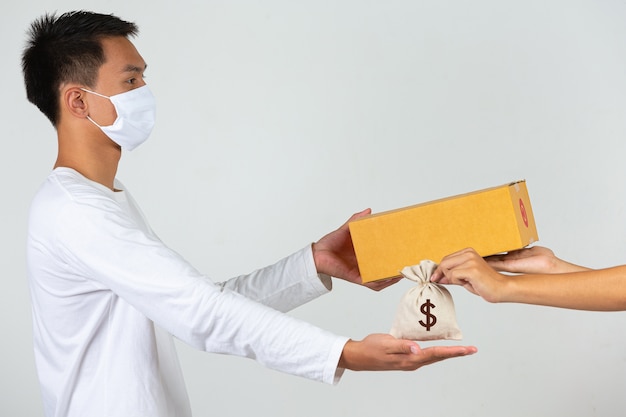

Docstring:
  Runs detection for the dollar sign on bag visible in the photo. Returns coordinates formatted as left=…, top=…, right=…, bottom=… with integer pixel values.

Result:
left=419, top=299, right=437, bottom=331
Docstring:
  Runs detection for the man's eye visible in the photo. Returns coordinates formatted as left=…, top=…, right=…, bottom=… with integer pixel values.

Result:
left=127, top=74, right=146, bottom=85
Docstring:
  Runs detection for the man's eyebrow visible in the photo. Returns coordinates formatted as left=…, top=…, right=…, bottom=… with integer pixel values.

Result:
left=122, top=63, right=148, bottom=73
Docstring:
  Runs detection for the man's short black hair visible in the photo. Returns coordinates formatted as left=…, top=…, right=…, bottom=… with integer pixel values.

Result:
left=21, top=10, right=138, bottom=125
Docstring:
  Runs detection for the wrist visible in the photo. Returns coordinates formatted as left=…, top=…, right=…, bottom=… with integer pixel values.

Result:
left=498, top=276, right=516, bottom=303
left=311, top=241, right=330, bottom=276
left=338, top=339, right=355, bottom=370
left=311, top=242, right=320, bottom=270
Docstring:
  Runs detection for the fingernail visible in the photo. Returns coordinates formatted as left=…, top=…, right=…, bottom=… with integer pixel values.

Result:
left=410, top=345, right=420, bottom=354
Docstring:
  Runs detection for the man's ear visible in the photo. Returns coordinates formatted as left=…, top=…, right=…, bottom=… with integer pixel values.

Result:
left=63, top=87, right=89, bottom=119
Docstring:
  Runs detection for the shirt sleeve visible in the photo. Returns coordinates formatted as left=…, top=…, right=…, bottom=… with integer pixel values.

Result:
left=217, top=244, right=333, bottom=312
left=54, top=197, right=348, bottom=384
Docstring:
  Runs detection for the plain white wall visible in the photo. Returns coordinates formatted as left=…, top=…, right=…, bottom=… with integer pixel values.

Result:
left=3, top=1, right=626, bottom=416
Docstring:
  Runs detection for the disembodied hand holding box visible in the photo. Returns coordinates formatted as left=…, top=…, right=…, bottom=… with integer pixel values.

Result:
left=349, top=180, right=539, bottom=283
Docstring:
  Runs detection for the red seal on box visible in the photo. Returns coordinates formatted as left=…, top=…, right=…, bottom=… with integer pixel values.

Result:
left=519, top=198, right=528, bottom=228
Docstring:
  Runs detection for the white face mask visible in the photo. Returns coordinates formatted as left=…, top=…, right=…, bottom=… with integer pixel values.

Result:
left=81, top=85, right=156, bottom=151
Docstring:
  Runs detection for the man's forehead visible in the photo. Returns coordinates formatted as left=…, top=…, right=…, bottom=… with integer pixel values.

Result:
left=100, top=37, right=147, bottom=73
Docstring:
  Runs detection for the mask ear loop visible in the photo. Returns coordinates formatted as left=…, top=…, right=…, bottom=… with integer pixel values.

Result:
left=80, top=88, right=111, bottom=128
left=80, top=88, right=110, bottom=99
left=85, top=116, right=104, bottom=128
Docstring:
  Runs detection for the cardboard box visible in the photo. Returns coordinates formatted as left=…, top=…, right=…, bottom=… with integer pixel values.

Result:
left=349, top=180, right=538, bottom=282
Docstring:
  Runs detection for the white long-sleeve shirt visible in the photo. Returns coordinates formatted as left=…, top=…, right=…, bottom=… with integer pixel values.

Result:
left=26, top=167, right=348, bottom=417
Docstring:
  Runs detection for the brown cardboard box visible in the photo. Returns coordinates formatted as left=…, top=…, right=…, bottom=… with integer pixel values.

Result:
left=349, top=180, right=538, bottom=282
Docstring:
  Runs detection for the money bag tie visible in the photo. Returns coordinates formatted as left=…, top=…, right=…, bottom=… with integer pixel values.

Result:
left=390, top=260, right=462, bottom=341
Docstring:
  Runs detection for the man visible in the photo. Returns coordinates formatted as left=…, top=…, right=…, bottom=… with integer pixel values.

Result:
left=22, top=11, right=476, bottom=417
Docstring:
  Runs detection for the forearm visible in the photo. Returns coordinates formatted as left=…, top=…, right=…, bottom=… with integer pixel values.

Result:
left=502, top=266, right=626, bottom=311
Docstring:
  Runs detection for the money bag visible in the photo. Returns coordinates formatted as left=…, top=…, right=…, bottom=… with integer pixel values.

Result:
left=390, top=260, right=463, bottom=341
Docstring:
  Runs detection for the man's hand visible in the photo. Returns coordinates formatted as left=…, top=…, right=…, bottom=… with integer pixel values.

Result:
left=312, top=209, right=401, bottom=291
left=339, top=334, right=477, bottom=371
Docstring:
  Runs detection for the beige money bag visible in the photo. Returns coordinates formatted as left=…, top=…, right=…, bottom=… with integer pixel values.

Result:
left=390, top=260, right=463, bottom=341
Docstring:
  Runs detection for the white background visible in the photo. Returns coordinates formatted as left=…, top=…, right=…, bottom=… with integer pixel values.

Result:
left=2, top=1, right=626, bottom=416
